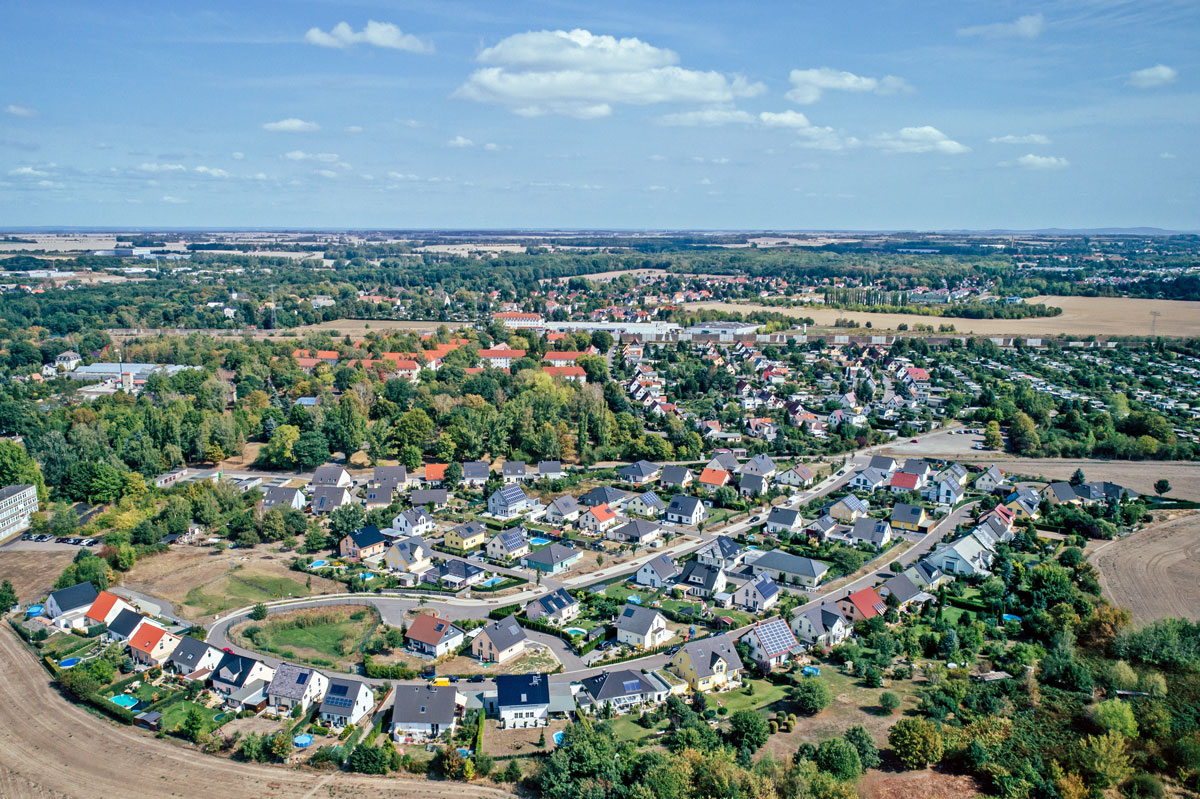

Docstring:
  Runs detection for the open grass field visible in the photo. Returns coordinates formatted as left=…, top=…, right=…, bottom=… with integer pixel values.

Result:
left=121, top=545, right=342, bottom=622
left=230, top=605, right=378, bottom=670
left=0, top=549, right=76, bottom=602
left=684, top=295, right=1200, bottom=338
left=1091, top=511, right=1200, bottom=626
left=159, top=698, right=227, bottom=735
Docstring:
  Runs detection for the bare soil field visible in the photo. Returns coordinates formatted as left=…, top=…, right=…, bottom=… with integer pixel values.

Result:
left=258, top=319, right=443, bottom=338
left=0, top=625, right=513, bottom=799
left=684, top=296, right=1200, bottom=338
left=1091, top=512, right=1200, bottom=626
left=0, top=550, right=76, bottom=602
left=482, top=718, right=568, bottom=757
left=859, top=768, right=982, bottom=799
left=122, top=545, right=342, bottom=622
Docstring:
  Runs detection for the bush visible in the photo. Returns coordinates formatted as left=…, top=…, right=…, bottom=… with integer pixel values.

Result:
left=347, top=743, right=392, bottom=774
left=1123, top=774, right=1163, bottom=799
left=815, top=737, right=862, bottom=781
left=888, top=718, right=944, bottom=769
left=880, top=691, right=901, bottom=714
left=791, top=679, right=832, bottom=715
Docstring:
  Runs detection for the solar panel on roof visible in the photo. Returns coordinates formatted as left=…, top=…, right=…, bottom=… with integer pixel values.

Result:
left=325, top=696, right=353, bottom=708
left=330, top=684, right=348, bottom=696
left=297, top=673, right=308, bottom=685
left=622, top=680, right=642, bottom=692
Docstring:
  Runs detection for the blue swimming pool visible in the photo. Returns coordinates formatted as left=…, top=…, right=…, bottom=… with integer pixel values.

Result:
left=554, top=731, right=564, bottom=746
left=310, top=559, right=328, bottom=568
left=109, top=694, right=138, bottom=709
left=25, top=604, right=44, bottom=616
left=480, top=576, right=505, bottom=587
left=530, top=537, right=552, bottom=546
left=563, top=627, right=587, bottom=636
left=293, top=734, right=313, bottom=747
left=59, top=657, right=81, bottom=668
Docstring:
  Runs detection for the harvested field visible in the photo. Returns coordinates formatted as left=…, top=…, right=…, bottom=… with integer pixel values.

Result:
left=1091, top=512, right=1200, bottom=626
left=121, top=545, right=342, bottom=622
left=0, top=624, right=513, bottom=799
left=0, top=550, right=76, bottom=602
left=683, top=295, right=1200, bottom=338
left=859, top=768, right=982, bottom=799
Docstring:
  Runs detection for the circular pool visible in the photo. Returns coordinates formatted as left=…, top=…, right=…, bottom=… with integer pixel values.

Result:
left=25, top=604, right=44, bottom=616
left=293, top=734, right=313, bottom=747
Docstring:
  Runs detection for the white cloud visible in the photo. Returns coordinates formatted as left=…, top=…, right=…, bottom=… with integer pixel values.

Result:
left=872, top=126, right=970, bottom=154
left=646, top=185, right=668, bottom=192
left=231, top=151, right=245, bottom=160
left=483, top=142, right=505, bottom=151
left=958, top=13, right=1045, bottom=39
left=387, top=171, right=420, bottom=181
left=315, top=169, right=339, bottom=178
left=1127, top=64, right=1178, bottom=89
left=37, top=180, right=62, bottom=188
left=139, top=162, right=187, bottom=172
left=253, top=172, right=268, bottom=180
left=990, top=133, right=1051, bottom=145
left=262, top=118, right=320, bottom=132
left=283, top=150, right=341, bottom=162
left=785, top=68, right=911, bottom=104
left=649, top=154, right=666, bottom=161
left=657, top=107, right=756, bottom=126
left=446, top=135, right=474, bottom=147
left=304, top=21, right=433, bottom=53
left=455, top=28, right=764, bottom=118
left=161, top=194, right=186, bottom=204
left=8, top=166, right=49, bottom=177
left=1002, top=153, right=1070, bottom=169
left=344, top=125, right=363, bottom=134
left=1161, top=152, right=1177, bottom=159
left=5, top=104, right=38, bottom=118
left=759, top=110, right=812, bottom=128
left=194, top=166, right=230, bottom=178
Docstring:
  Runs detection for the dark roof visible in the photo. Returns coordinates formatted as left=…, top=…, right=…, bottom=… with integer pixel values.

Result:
left=619, top=460, right=660, bottom=480
left=582, top=669, right=659, bottom=701
left=268, top=662, right=320, bottom=701
left=480, top=616, right=527, bottom=651
left=679, top=634, right=743, bottom=678
left=891, top=503, right=925, bottom=525
left=612, top=604, right=663, bottom=637
left=640, top=554, right=678, bottom=580
left=347, top=526, right=387, bottom=550
left=868, top=455, right=896, bottom=472
left=496, top=673, right=550, bottom=708
left=107, top=608, right=145, bottom=638
left=702, top=535, right=742, bottom=561
left=391, top=684, right=457, bottom=726
left=752, top=550, right=829, bottom=579
left=49, top=582, right=98, bottom=613
left=411, top=488, right=448, bottom=506
left=440, top=560, right=484, bottom=580
left=679, top=561, right=723, bottom=592
left=611, top=519, right=661, bottom=543
left=502, top=461, right=528, bottom=476
left=320, top=678, right=369, bottom=716
left=667, top=494, right=703, bottom=516
left=530, top=587, right=577, bottom=616
left=580, top=486, right=629, bottom=507
left=538, top=460, right=563, bottom=474
left=767, top=507, right=802, bottom=527
left=739, top=573, right=780, bottom=601
left=659, top=465, right=692, bottom=485
left=491, top=528, right=528, bottom=553
left=524, top=543, right=578, bottom=567
left=167, top=635, right=217, bottom=670
left=491, top=483, right=528, bottom=507
left=214, top=652, right=263, bottom=689
left=853, top=517, right=893, bottom=544
left=462, top=461, right=490, bottom=479
left=882, top=574, right=924, bottom=604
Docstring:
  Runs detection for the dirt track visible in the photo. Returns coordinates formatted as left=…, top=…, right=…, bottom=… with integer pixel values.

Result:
left=1091, top=512, right=1200, bottom=626
left=0, top=626, right=512, bottom=799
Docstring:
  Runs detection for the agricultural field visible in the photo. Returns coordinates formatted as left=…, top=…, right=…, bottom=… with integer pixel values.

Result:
left=1091, top=511, right=1200, bottom=626
left=121, top=544, right=342, bottom=621
left=0, top=549, right=76, bottom=602
left=229, top=605, right=378, bottom=671
left=683, top=296, right=1200, bottom=338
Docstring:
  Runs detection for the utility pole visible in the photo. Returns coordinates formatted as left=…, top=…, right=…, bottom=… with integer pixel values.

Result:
left=1150, top=310, right=1161, bottom=337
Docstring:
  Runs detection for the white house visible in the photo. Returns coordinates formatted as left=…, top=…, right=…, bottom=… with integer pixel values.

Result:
left=319, top=678, right=375, bottom=727
left=612, top=604, right=670, bottom=651
left=635, top=554, right=678, bottom=588
left=391, top=685, right=460, bottom=742
left=267, top=663, right=330, bottom=715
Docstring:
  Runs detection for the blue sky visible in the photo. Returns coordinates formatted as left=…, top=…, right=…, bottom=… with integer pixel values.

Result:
left=1, top=1, right=1196, bottom=230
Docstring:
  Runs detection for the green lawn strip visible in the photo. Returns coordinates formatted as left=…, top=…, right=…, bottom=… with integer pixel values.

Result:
left=608, top=715, right=669, bottom=742
left=708, top=678, right=789, bottom=715
left=159, top=699, right=224, bottom=734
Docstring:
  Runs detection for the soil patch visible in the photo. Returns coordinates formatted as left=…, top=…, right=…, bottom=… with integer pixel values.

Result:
left=1091, top=511, right=1200, bottom=626
left=0, top=549, right=76, bottom=602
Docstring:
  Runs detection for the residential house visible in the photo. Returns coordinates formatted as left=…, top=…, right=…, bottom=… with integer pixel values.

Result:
left=677, top=561, right=727, bottom=598
left=461, top=461, right=491, bottom=487
left=211, top=652, right=276, bottom=696
left=524, top=588, right=580, bottom=625
left=445, top=521, right=488, bottom=553
left=828, top=494, right=869, bottom=523
left=669, top=635, right=743, bottom=692
left=608, top=519, right=661, bottom=546
left=878, top=574, right=932, bottom=612
left=706, top=451, right=741, bottom=473
left=624, top=490, right=666, bottom=518
left=666, top=494, right=707, bottom=526
left=613, top=604, right=671, bottom=651
left=924, top=532, right=996, bottom=577
left=619, top=460, right=661, bottom=486
left=580, top=669, right=668, bottom=714
left=471, top=616, right=528, bottom=664
left=543, top=494, right=582, bottom=524
left=890, top=503, right=928, bottom=533
left=739, top=453, right=777, bottom=480
left=734, top=573, right=780, bottom=613
left=537, top=460, right=566, bottom=481
left=974, top=466, right=1005, bottom=493
left=580, top=486, right=630, bottom=508
left=422, top=464, right=448, bottom=487
left=888, top=471, right=922, bottom=495
left=502, top=461, right=529, bottom=483
left=390, top=508, right=434, bottom=538
left=83, top=591, right=134, bottom=628
left=320, top=678, right=375, bottom=727
left=405, top=613, right=466, bottom=657
left=165, top=636, right=223, bottom=678
left=739, top=474, right=768, bottom=498
left=739, top=617, right=801, bottom=672
left=410, top=488, right=449, bottom=509
left=776, top=465, right=815, bottom=488
left=903, top=560, right=950, bottom=590
left=104, top=608, right=147, bottom=643
left=696, top=535, right=745, bottom=570
left=765, top=508, right=805, bottom=535
left=488, top=484, right=534, bottom=519
left=790, top=603, right=852, bottom=648
left=383, top=536, right=432, bottom=574
left=311, top=465, right=352, bottom=488
left=838, top=587, right=886, bottom=622
left=635, top=554, right=679, bottom=589
left=658, top=466, right=693, bottom=491
left=698, top=468, right=733, bottom=493
left=339, top=526, right=388, bottom=560
left=495, top=673, right=550, bottom=728
left=486, top=529, right=530, bottom=562
left=266, top=663, right=330, bottom=715
left=310, top=485, right=352, bottom=514
left=45, top=582, right=99, bottom=628
left=924, top=477, right=964, bottom=506
left=262, top=486, right=307, bottom=512
left=805, top=515, right=838, bottom=542
left=579, top=503, right=619, bottom=535
left=867, top=455, right=898, bottom=474
left=437, top=560, right=486, bottom=590
left=749, top=550, right=829, bottom=587
left=1042, top=482, right=1084, bottom=506
left=522, top=543, right=581, bottom=575
left=850, top=468, right=889, bottom=492
left=391, top=684, right=460, bottom=742
left=128, top=623, right=181, bottom=667
left=848, top=517, right=894, bottom=549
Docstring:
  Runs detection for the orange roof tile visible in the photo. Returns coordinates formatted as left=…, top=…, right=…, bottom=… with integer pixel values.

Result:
left=424, top=464, right=447, bottom=481
left=699, top=468, right=731, bottom=486
left=129, top=623, right=168, bottom=655
left=85, top=591, right=122, bottom=624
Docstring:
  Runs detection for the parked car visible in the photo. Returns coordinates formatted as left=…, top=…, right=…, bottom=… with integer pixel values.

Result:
left=467, top=675, right=485, bottom=683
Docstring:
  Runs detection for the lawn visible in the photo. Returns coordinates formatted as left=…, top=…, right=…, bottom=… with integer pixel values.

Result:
left=230, top=605, right=378, bottom=670
left=608, top=715, right=670, bottom=743
left=184, top=572, right=315, bottom=617
left=159, top=699, right=226, bottom=734
left=709, top=678, right=789, bottom=715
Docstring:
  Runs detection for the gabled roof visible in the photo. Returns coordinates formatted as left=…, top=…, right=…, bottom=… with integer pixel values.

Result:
left=346, top=526, right=387, bottom=550
left=129, top=623, right=170, bottom=655
left=580, top=485, right=629, bottom=507
left=588, top=503, right=616, bottom=523
left=612, top=519, right=660, bottom=542
left=844, top=588, right=886, bottom=619
left=667, top=494, right=704, bottom=515
left=740, top=453, right=776, bottom=475
left=49, top=582, right=98, bottom=613
left=699, top=467, right=731, bottom=486
left=582, top=669, right=660, bottom=701
left=320, top=678, right=370, bottom=716
left=640, top=554, right=678, bottom=580
left=707, top=451, right=740, bottom=472
left=491, top=483, right=529, bottom=507
left=831, top=494, right=869, bottom=513
left=739, top=572, right=780, bottom=601
left=701, top=535, right=742, bottom=561
left=889, top=472, right=920, bottom=490
left=268, top=662, right=321, bottom=700
left=679, top=561, right=724, bottom=592
left=406, top=613, right=464, bottom=646
left=619, top=460, right=661, bottom=480
left=451, top=521, right=487, bottom=539
left=85, top=591, right=123, bottom=624
left=547, top=494, right=581, bottom=515
left=634, top=491, right=665, bottom=509
left=480, top=615, right=527, bottom=651
left=538, top=460, right=563, bottom=475
left=490, top=528, right=529, bottom=554
left=852, top=517, right=893, bottom=545
left=612, top=604, right=664, bottom=637
left=752, top=550, right=829, bottom=579
left=439, top=560, right=484, bottom=581
left=263, top=486, right=304, bottom=506
left=868, top=455, right=897, bottom=472
left=743, top=617, right=799, bottom=658
left=107, top=608, right=146, bottom=638
left=678, top=634, right=743, bottom=678
left=213, top=652, right=263, bottom=689
left=882, top=574, right=924, bottom=604
left=659, top=465, right=692, bottom=485
left=496, top=673, right=550, bottom=708
left=167, top=636, right=218, bottom=670
left=391, top=684, right=458, bottom=726
left=524, top=543, right=578, bottom=568
left=891, top=503, right=925, bottom=525
left=462, top=461, right=490, bottom=480
left=411, top=488, right=448, bottom=506
left=530, top=587, right=578, bottom=616
left=502, top=461, right=528, bottom=476
left=767, top=508, right=802, bottom=528
left=794, top=602, right=848, bottom=638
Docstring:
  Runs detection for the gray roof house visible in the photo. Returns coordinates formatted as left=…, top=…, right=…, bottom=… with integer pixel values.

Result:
left=543, top=494, right=582, bottom=524
left=619, top=460, right=661, bottom=485
left=612, top=604, right=670, bottom=651
left=165, top=635, right=222, bottom=677
left=262, top=486, right=307, bottom=511
left=765, top=507, right=804, bottom=534
left=677, top=561, right=727, bottom=598
left=749, top=550, right=830, bottom=587
left=696, top=535, right=744, bottom=570
left=659, top=465, right=693, bottom=489
left=521, top=543, right=581, bottom=574
left=524, top=587, right=580, bottom=625
left=502, top=461, right=529, bottom=481
left=608, top=519, right=662, bottom=546
left=666, top=494, right=707, bottom=526
left=266, top=663, right=330, bottom=714
left=391, top=684, right=460, bottom=742
left=580, top=669, right=667, bottom=713
left=461, top=460, right=491, bottom=485
left=635, top=554, right=679, bottom=588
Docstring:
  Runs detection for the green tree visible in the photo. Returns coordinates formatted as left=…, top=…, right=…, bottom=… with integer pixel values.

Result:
left=1078, top=732, right=1130, bottom=788
left=844, top=724, right=881, bottom=770
left=815, top=737, right=862, bottom=781
left=888, top=718, right=944, bottom=769
left=0, top=578, right=16, bottom=610
left=268, top=731, right=293, bottom=762
left=791, top=679, right=832, bottom=715
left=725, top=709, right=769, bottom=753
left=1093, top=699, right=1138, bottom=739
left=983, top=420, right=1003, bottom=450
left=0, top=439, right=47, bottom=502
left=502, top=759, right=522, bottom=783
left=347, top=743, right=391, bottom=774
left=292, top=431, right=330, bottom=469
left=879, top=691, right=901, bottom=714
left=328, top=503, right=366, bottom=539
left=443, top=461, right=463, bottom=488
left=264, top=424, right=300, bottom=468
left=304, top=527, right=326, bottom=553
left=1070, top=468, right=1086, bottom=486
left=250, top=602, right=269, bottom=621
left=115, top=542, right=137, bottom=571
left=1009, top=411, right=1041, bottom=455
left=1154, top=479, right=1170, bottom=496
left=180, top=707, right=205, bottom=742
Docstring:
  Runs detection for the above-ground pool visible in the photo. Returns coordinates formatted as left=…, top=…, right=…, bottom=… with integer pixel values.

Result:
left=109, top=694, right=138, bottom=709
left=360, top=573, right=375, bottom=581
left=564, top=627, right=587, bottom=636
left=293, top=734, right=313, bottom=748
left=310, top=560, right=328, bottom=568
left=554, top=731, right=564, bottom=746
left=59, top=657, right=81, bottom=668
left=529, top=537, right=552, bottom=546
left=24, top=604, right=44, bottom=616
left=480, top=576, right=505, bottom=587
